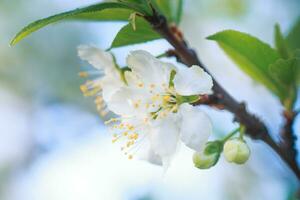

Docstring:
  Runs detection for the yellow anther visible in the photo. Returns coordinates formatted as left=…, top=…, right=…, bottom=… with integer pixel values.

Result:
left=133, top=102, right=140, bottom=109
left=128, top=133, right=138, bottom=140
left=80, top=85, right=88, bottom=93
left=100, top=110, right=109, bottom=116
left=127, top=125, right=134, bottom=131
left=123, top=132, right=128, bottom=136
left=138, top=83, right=144, bottom=88
left=150, top=84, right=156, bottom=89
left=95, top=96, right=103, bottom=103
left=163, top=95, right=171, bottom=102
left=78, top=71, right=89, bottom=78
left=82, top=86, right=102, bottom=97
left=128, top=155, right=133, bottom=160
left=132, top=133, right=138, bottom=140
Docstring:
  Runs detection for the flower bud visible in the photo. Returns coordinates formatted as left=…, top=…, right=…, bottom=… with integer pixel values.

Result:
left=193, top=141, right=222, bottom=169
left=223, top=139, right=250, bottom=164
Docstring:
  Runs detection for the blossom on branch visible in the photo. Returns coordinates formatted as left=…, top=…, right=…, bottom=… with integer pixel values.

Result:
left=104, top=50, right=214, bottom=167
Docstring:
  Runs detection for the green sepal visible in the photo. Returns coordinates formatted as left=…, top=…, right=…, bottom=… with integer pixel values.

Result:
left=193, top=141, right=223, bottom=169
left=177, top=95, right=200, bottom=104
left=168, top=69, right=177, bottom=87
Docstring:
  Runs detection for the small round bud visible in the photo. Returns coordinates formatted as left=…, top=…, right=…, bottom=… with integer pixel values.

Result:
left=193, top=141, right=222, bottom=169
left=223, top=139, right=250, bottom=164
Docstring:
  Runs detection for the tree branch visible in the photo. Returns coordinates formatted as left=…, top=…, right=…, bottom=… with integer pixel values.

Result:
left=144, top=14, right=300, bottom=179
left=281, top=111, right=298, bottom=161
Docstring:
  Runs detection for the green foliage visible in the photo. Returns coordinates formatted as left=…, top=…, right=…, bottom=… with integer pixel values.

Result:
left=10, top=2, right=139, bottom=46
left=74, top=8, right=132, bottom=21
left=110, top=17, right=161, bottom=48
left=11, top=0, right=184, bottom=47
left=274, top=24, right=291, bottom=59
left=152, top=0, right=183, bottom=24
left=270, top=59, right=299, bottom=89
left=207, top=30, right=282, bottom=98
left=117, top=0, right=153, bottom=16
left=208, top=29, right=300, bottom=109
left=286, top=18, right=300, bottom=50
left=270, top=58, right=300, bottom=109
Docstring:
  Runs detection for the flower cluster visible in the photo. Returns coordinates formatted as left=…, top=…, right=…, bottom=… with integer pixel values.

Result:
left=78, top=45, right=214, bottom=167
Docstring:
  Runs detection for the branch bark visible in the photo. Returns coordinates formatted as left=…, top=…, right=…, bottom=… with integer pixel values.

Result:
left=281, top=111, right=298, bottom=161
left=144, top=14, right=300, bottom=179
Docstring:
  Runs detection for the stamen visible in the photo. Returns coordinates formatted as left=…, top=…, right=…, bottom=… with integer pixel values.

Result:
left=138, top=82, right=144, bottom=88
left=100, top=108, right=109, bottom=116
left=78, top=70, right=104, bottom=78
left=78, top=71, right=89, bottom=78
left=80, top=80, right=102, bottom=97
left=95, top=96, right=104, bottom=104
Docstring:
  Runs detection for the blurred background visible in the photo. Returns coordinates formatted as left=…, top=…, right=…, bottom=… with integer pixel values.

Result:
left=0, top=0, right=300, bottom=199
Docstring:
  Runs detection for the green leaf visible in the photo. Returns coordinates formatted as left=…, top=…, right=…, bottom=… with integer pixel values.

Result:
left=74, top=8, right=132, bottom=21
left=117, top=0, right=153, bottom=15
left=286, top=18, right=300, bottom=50
left=110, top=17, right=161, bottom=48
left=10, top=2, right=138, bottom=46
left=274, top=24, right=291, bottom=59
left=270, top=58, right=299, bottom=87
left=290, top=50, right=300, bottom=85
left=269, top=58, right=300, bottom=109
left=207, top=30, right=282, bottom=98
left=152, top=0, right=183, bottom=24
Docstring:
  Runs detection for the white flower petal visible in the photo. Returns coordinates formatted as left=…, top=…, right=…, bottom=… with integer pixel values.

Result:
left=137, top=139, right=162, bottom=166
left=127, top=50, right=174, bottom=87
left=174, top=65, right=213, bottom=96
left=77, top=45, right=115, bottom=73
left=149, top=115, right=179, bottom=159
left=106, top=87, right=135, bottom=116
left=100, top=75, right=124, bottom=102
left=179, top=103, right=212, bottom=152
left=107, top=87, right=150, bottom=116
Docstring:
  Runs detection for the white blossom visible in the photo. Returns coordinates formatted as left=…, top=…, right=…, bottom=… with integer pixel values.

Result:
left=105, top=50, right=213, bottom=166
left=77, top=45, right=125, bottom=116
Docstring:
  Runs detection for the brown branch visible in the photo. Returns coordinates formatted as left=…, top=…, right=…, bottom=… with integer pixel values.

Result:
left=281, top=111, right=298, bottom=161
left=144, top=14, right=300, bottom=179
